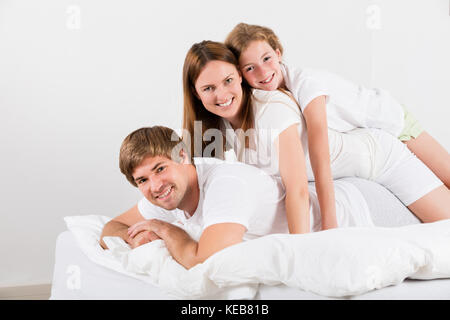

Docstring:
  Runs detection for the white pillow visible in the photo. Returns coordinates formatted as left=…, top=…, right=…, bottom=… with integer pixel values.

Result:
left=64, top=215, right=450, bottom=299
left=63, top=215, right=258, bottom=299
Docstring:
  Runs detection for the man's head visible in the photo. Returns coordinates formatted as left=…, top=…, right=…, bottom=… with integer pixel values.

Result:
left=119, top=126, right=195, bottom=211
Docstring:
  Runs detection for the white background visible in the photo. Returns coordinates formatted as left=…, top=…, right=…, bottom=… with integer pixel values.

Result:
left=0, top=0, right=449, bottom=287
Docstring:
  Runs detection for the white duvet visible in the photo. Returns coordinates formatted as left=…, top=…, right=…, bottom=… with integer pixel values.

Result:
left=64, top=215, right=450, bottom=299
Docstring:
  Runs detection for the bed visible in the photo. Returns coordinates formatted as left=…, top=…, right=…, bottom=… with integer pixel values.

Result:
left=50, top=178, right=450, bottom=300
left=50, top=230, right=450, bottom=300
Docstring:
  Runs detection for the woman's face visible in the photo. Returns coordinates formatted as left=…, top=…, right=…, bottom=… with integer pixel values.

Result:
left=239, top=40, right=284, bottom=91
left=194, top=60, right=243, bottom=127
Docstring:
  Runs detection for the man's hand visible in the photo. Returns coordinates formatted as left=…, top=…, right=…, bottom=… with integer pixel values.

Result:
left=128, top=219, right=245, bottom=270
left=128, top=219, right=168, bottom=240
left=126, top=230, right=162, bottom=249
left=128, top=219, right=200, bottom=269
left=100, top=204, right=147, bottom=250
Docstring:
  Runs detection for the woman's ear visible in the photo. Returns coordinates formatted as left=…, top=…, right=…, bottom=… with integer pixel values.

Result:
left=192, top=86, right=200, bottom=100
left=237, top=68, right=243, bottom=84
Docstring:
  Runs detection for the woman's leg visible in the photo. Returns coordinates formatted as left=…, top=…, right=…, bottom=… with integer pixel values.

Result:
left=407, top=185, right=450, bottom=222
left=404, top=131, right=450, bottom=188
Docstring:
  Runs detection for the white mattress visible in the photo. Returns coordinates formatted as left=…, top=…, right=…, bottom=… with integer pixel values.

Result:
left=50, top=230, right=450, bottom=300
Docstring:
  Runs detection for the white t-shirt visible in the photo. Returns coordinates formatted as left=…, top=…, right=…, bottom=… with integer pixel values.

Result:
left=137, top=157, right=288, bottom=241
left=223, top=89, right=439, bottom=206
left=280, top=63, right=405, bottom=137
left=222, top=89, right=338, bottom=180
left=221, top=96, right=377, bottom=229
left=137, top=156, right=374, bottom=237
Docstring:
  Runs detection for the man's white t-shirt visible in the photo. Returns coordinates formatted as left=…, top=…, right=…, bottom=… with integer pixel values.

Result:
left=137, top=158, right=288, bottom=241
left=280, top=63, right=405, bottom=137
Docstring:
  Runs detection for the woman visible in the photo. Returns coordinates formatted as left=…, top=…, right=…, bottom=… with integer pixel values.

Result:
left=182, top=40, right=450, bottom=234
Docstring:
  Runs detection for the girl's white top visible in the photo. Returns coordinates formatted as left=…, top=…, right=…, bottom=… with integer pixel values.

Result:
left=280, top=63, right=405, bottom=137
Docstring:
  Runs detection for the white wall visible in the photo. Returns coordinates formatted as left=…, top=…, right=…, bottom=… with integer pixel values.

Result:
left=0, top=0, right=448, bottom=287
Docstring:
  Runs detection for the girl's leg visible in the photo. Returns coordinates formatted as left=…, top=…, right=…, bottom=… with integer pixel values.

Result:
left=404, top=131, right=450, bottom=188
left=407, top=185, right=450, bottom=222
left=370, top=128, right=449, bottom=223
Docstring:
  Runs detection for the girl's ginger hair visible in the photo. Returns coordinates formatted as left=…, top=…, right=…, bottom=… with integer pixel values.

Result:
left=225, top=23, right=284, bottom=60
left=182, top=40, right=254, bottom=158
left=226, top=23, right=301, bottom=110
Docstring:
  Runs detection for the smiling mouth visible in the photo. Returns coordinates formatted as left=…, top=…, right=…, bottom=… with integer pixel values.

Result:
left=156, top=186, right=173, bottom=200
left=260, top=73, right=274, bottom=85
left=216, top=97, right=234, bottom=107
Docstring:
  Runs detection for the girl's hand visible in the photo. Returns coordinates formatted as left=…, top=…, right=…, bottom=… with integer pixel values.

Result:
left=321, top=219, right=338, bottom=231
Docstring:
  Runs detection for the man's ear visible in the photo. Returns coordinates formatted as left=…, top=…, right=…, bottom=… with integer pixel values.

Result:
left=179, top=148, right=191, bottom=164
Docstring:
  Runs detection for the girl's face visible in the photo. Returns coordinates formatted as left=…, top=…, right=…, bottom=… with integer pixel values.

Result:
left=239, top=40, right=284, bottom=91
left=194, top=60, right=243, bottom=127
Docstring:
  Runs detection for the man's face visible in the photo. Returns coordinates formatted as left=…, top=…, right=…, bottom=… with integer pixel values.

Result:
left=132, top=155, right=190, bottom=211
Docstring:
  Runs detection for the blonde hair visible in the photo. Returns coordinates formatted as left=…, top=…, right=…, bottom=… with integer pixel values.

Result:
left=182, top=40, right=254, bottom=157
left=119, top=126, right=189, bottom=187
left=225, top=23, right=284, bottom=60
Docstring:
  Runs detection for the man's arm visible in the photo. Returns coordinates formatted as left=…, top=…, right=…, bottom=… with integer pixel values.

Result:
left=100, top=220, right=130, bottom=249
left=100, top=204, right=157, bottom=249
left=128, top=220, right=246, bottom=269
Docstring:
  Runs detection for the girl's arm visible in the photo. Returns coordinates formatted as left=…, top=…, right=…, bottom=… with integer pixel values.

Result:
left=278, top=124, right=311, bottom=234
left=302, top=96, right=337, bottom=230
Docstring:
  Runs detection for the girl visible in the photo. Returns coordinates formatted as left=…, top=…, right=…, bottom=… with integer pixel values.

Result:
left=225, top=22, right=450, bottom=185
left=225, top=22, right=450, bottom=231
left=182, top=40, right=450, bottom=234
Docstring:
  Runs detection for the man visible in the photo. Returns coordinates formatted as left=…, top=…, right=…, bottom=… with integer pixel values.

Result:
left=100, top=126, right=372, bottom=269
left=100, top=125, right=291, bottom=268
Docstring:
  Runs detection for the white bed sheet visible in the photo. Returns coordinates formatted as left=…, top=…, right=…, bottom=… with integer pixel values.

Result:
left=51, top=230, right=172, bottom=300
left=51, top=230, right=450, bottom=300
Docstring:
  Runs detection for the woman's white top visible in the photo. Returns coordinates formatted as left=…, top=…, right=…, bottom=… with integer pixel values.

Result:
left=280, top=63, right=405, bottom=137
left=222, top=89, right=319, bottom=179
left=222, top=89, right=442, bottom=207
left=222, top=89, right=386, bottom=181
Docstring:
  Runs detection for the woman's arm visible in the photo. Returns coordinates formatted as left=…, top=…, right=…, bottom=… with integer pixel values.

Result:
left=278, top=124, right=311, bottom=233
left=302, top=96, right=337, bottom=230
